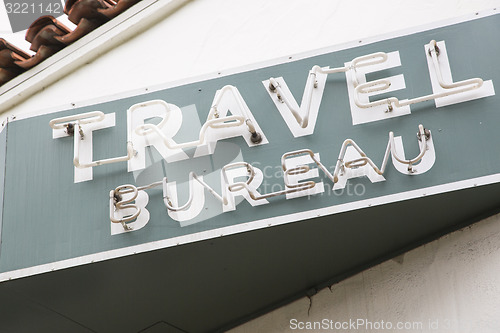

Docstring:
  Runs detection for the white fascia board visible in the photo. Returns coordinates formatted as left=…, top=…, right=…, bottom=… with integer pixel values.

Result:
left=0, top=0, right=192, bottom=114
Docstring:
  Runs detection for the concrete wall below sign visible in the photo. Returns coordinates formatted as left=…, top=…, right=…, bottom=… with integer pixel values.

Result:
left=229, top=212, right=500, bottom=332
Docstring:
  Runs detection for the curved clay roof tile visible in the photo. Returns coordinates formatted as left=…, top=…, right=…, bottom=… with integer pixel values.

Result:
left=63, top=0, right=79, bottom=15
left=67, top=0, right=110, bottom=25
left=29, top=25, right=69, bottom=52
left=0, top=50, right=14, bottom=68
left=0, top=0, right=142, bottom=87
left=13, top=45, right=58, bottom=69
left=26, top=16, right=72, bottom=43
left=54, top=18, right=101, bottom=44
left=0, top=68, right=20, bottom=85
left=98, top=0, right=140, bottom=19
left=0, top=38, right=31, bottom=60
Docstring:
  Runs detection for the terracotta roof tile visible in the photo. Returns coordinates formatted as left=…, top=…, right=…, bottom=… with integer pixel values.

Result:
left=0, top=39, right=30, bottom=85
left=26, top=16, right=72, bottom=44
left=67, top=0, right=110, bottom=25
left=27, top=17, right=71, bottom=51
left=54, top=17, right=101, bottom=44
left=14, top=44, right=58, bottom=69
left=0, top=0, right=142, bottom=88
left=99, top=0, right=139, bottom=19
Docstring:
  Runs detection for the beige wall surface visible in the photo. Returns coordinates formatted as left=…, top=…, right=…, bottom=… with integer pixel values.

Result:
left=230, top=213, right=500, bottom=332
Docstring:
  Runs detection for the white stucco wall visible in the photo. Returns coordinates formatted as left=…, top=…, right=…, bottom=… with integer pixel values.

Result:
left=230, top=212, right=500, bottom=333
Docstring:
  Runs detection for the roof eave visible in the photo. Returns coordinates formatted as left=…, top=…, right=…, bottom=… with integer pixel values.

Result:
left=0, top=0, right=191, bottom=114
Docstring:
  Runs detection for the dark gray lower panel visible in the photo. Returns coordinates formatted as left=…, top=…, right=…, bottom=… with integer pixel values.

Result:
left=0, top=182, right=499, bottom=333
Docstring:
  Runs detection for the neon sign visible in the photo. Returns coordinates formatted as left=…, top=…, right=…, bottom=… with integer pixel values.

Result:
left=48, top=40, right=493, bottom=233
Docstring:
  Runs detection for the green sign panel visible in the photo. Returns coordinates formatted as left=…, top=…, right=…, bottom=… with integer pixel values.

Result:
left=1, top=12, right=499, bottom=280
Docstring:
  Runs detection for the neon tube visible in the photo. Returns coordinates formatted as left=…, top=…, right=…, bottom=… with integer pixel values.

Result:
left=281, top=149, right=335, bottom=184
left=109, top=185, right=141, bottom=230
left=267, top=52, right=388, bottom=128
left=333, top=124, right=430, bottom=179
left=162, top=172, right=227, bottom=211
left=109, top=125, right=432, bottom=220
left=389, top=124, right=429, bottom=166
left=73, top=125, right=135, bottom=168
left=354, top=40, right=483, bottom=110
left=50, top=111, right=136, bottom=169
left=333, top=139, right=390, bottom=183
left=222, top=162, right=316, bottom=200
left=134, top=85, right=261, bottom=149
left=110, top=181, right=164, bottom=230
left=428, top=40, right=483, bottom=91
left=49, top=111, right=105, bottom=129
